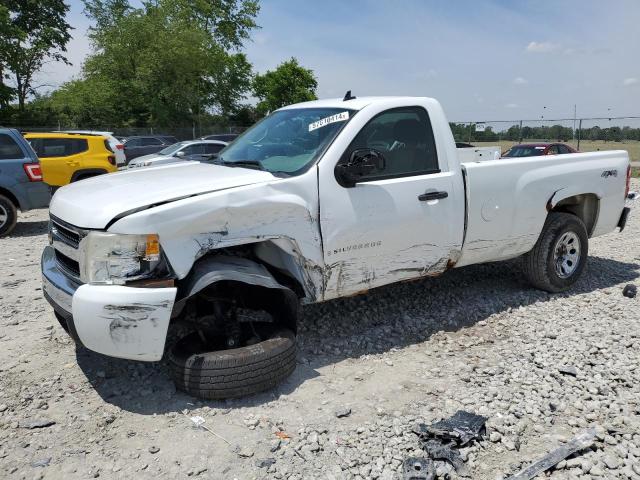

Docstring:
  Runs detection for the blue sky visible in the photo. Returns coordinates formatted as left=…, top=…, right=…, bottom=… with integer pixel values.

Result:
left=46, top=0, right=640, bottom=121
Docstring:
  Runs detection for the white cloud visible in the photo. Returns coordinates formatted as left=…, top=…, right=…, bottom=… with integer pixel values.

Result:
left=526, top=41, right=559, bottom=53
left=253, top=32, right=269, bottom=45
left=623, top=77, right=638, bottom=87
left=505, top=103, right=519, bottom=109
left=415, top=69, right=437, bottom=80
left=513, top=77, right=528, bottom=85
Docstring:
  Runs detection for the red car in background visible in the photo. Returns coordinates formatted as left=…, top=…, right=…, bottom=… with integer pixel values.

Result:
left=502, top=143, right=578, bottom=158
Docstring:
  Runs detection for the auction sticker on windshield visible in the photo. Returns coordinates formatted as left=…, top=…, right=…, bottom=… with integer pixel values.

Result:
left=308, top=112, right=349, bottom=132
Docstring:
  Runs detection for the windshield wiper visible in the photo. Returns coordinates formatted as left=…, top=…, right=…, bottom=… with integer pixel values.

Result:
left=220, top=159, right=265, bottom=171
left=201, top=155, right=268, bottom=172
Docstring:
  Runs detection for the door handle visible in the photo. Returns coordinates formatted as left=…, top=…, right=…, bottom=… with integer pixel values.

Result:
left=418, top=191, right=448, bottom=201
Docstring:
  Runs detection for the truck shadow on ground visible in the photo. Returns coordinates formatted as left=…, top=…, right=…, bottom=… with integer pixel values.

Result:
left=9, top=220, right=48, bottom=238
left=75, top=255, right=639, bottom=415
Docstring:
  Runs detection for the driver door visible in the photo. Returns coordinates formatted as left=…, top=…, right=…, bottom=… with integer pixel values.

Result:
left=318, top=106, right=463, bottom=300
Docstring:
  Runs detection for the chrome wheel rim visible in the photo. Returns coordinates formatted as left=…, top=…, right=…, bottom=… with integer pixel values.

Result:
left=553, top=231, right=581, bottom=278
left=0, top=204, right=7, bottom=227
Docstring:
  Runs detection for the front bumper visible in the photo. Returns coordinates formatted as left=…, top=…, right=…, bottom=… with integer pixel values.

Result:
left=42, top=246, right=177, bottom=361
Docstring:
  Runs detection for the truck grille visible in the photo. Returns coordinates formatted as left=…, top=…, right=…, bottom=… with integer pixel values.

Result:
left=52, top=220, right=80, bottom=248
left=49, top=215, right=87, bottom=283
left=54, top=250, right=81, bottom=278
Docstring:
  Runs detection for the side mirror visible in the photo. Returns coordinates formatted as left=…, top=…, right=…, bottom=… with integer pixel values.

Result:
left=335, top=148, right=386, bottom=188
left=175, top=151, right=186, bottom=158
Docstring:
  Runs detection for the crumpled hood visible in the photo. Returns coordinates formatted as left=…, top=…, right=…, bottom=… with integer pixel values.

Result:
left=50, top=162, right=275, bottom=229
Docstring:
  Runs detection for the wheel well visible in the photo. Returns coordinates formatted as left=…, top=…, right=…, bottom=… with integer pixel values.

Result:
left=174, top=247, right=305, bottom=334
left=71, top=169, right=107, bottom=182
left=0, top=187, right=20, bottom=209
left=550, top=193, right=599, bottom=237
left=196, top=241, right=308, bottom=298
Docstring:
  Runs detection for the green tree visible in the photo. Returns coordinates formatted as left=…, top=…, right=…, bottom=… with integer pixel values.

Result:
left=0, top=0, right=72, bottom=111
left=55, top=0, right=259, bottom=128
left=0, top=4, right=19, bottom=106
left=253, top=58, right=318, bottom=115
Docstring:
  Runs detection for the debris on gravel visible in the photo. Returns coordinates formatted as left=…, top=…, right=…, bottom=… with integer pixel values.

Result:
left=0, top=181, right=638, bottom=479
left=622, top=283, right=637, bottom=298
left=334, top=407, right=352, bottom=418
left=505, top=428, right=596, bottom=480
left=557, top=365, right=578, bottom=377
left=19, top=419, right=56, bottom=429
left=412, top=410, right=487, bottom=476
left=403, top=456, right=435, bottom=480
left=30, top=457, right=52, bottom=468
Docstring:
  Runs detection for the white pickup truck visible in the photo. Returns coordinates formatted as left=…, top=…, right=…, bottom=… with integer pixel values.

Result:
left=42, top=96, right=635, bottom=399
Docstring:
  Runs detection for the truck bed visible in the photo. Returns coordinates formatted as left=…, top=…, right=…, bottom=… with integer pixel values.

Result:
left=456, top=150, right=630, bottom=267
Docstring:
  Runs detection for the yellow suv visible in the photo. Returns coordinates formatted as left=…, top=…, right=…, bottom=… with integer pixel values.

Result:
left=24, top=132, right=117, bottom=187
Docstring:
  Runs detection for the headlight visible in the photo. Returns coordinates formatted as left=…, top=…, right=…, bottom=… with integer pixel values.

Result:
left=80, top=232, right=162, bottom=285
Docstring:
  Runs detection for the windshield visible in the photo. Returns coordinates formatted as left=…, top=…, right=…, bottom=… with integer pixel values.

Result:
left=218, top=108, right=355, bottom=174
left=158, top=142, right=187, bottom=155
left=503, top=146, right=546, bottom=157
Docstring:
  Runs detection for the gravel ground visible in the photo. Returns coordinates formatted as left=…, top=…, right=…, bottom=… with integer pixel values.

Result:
left=1, top=180, right=639, bottom=480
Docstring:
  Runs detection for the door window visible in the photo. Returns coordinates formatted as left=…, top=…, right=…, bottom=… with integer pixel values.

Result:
left=0, top=134, right=23, bottom=160
left=182, top=144, right=206, bottom=155
left=204, top=143, right=225, bottom=154
left=142, top=137, right=162, bottom=146
left=338, top=106, right=439, bottom=181
left=29, top=138, right=88, bottom=158
left=557, top=144, right=571, bottom=154
left=547, top=145, right=560, bottom=155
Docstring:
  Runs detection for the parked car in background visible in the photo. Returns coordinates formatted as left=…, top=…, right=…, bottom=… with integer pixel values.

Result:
left=199, top=133, right=239, bottom=143
left=59, top=130, right=126, bottom=166
left=502, top=143, right=578, bottom=158
left=127, top=140, right=227, bottom=169
left=0, top=128, right=50, bottom=236
left=24, top=132, right=117, bottom=189
left=122, top=135, right=178, bottom=162
left=456, top=143, right=501, bottom=162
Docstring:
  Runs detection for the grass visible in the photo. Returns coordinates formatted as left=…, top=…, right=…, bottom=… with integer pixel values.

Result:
left=474, top=139, right=640, bottom=162
left=631, top=167, right=639, bottom=178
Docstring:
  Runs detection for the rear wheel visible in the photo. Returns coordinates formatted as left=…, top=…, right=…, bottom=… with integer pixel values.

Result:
left=523, top=212, right=588, bottom=292
left=0, top=195, right=17, bottom=237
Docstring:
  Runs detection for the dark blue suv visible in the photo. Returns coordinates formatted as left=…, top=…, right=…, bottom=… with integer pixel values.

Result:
left=0, top=128, right=51, bottom=236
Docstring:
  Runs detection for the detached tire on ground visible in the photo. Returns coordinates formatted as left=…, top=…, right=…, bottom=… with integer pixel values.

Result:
left=168, top=328, right=297, bottom=399
left=523, top=212, right=588, bottom=292
left=0, top=194, right=18, bottom=237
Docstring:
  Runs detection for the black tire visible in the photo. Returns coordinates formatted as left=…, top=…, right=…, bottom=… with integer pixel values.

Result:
left=0, top=194, right=18, bottom=237
left=168, top=328, right=296, bottom=399
left=523, top=212, right=588, bottom=292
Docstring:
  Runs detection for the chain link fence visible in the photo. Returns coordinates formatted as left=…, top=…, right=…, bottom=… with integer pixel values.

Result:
left=450, top=116, right=640, bottom=161
left=7, top=116, right=640, bottom=161
left=11, top=124, right=250, bottom=141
